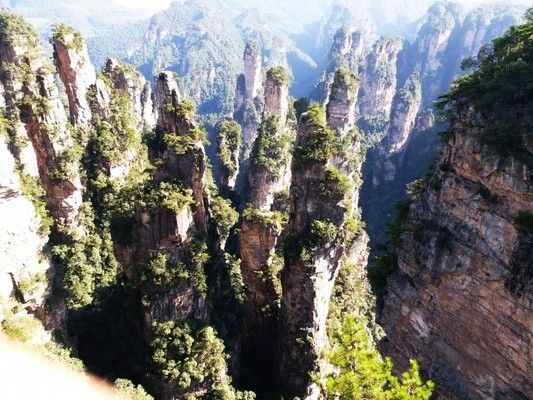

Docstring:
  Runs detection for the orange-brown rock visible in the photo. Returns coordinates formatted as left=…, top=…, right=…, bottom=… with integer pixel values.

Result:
left=379, top=106, right=533, bottom=400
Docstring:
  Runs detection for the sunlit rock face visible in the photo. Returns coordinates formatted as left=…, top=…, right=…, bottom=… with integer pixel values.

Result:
left=358, top=36, right=402, bottom=129
left=379, top=105, right=533, bottom=400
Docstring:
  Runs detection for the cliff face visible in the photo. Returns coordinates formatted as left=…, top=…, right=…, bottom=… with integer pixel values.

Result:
left=358, top=36, right=402, bottom=130
left=360, top=3, right=521, bottom=245
left=373, top=73, right=422, bottom=185
left=53, top=26, right=96, bottom=126
left=379, top=104, right=533, bottom=399
left=0, top=131, right=50, bottom=312
left=234, top=41, right=262, bottom=147
left=0, top=18, right=84, bottom=235
left=238, top=67, right=293, bottom=387
left=278, top=70, right=368, bottom=399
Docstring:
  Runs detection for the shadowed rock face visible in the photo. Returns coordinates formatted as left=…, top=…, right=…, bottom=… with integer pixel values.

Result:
left=372, top=73, right=422, bottom=186
left=379, top=105, right=533, bottom=400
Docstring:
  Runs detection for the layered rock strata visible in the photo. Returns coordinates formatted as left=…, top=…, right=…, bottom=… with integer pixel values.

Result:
left=379, top=105, right=533, bottom=400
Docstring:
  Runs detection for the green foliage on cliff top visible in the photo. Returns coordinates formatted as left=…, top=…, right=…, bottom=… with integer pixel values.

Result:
left=333, top=68, right=359, bottom=92
left=266, top=66, right=290, bottom=86
left=163, top=126, right=208, bottom=155
left=437, top=9, right=533, bottom=165
left=210, top=195, right=239, bottom=239
left=217, top=119, right=242, bottom=174
left=0, top=10, right=39, bottom=47
left=242, top=205, right=287, bottom=231
left=139, top=181, right=194, bottom=215
left=52, top=23, right=84, bottom=51
left=252, top=115, right=293, bottom=177
left=323, top=315, right=434, bottom=400
left=293, top=104, right=336, bottom=166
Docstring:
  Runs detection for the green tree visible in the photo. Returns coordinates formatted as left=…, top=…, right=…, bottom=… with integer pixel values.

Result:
left=323, top=316, right=434, bottom=400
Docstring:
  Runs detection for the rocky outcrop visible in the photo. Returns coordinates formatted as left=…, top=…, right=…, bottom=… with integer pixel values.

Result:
left=238, top=67, right=293, bottom=386
left=278, top=70, right=367, bottom=398
left=358, top=36, right=402, bottom=131
left=52, top=25, right=96, bottom=126
left=379, top=105, right=533, bottom=399
left=312, top=27, right=365, bottom=104
left=104, top=58, right=155, bottom=132
left=0, top=14, right=83, bottom=234
left=373, top=73, right=422, bottom=185
left=406, top=1, right=461, bottom=105
left=155, top=71, right=209, bottom=236
left=0, top=133, right=50, bottom=308
left=217, top=119, right=242, bottom=195
left=243, top=42, right=261, bottom=102
left=234, top=41, right=262, bottom=146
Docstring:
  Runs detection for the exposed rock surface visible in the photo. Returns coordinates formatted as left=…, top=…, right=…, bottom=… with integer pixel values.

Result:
left=373, top=73, right=422, bottom=185
left=52, top=28, right=96, bottom=126
left=0, top=134, right=49, bottom=305
left=0, top=17, right=83, bottom=233
left=104, top=58, right=155, bottom=131
left=379, top=105, right=533, bottom=400
left=358, top=36, right=402, bottom=127
left=238, top=67, right=293, bottom=387
left=278, top=71, right=367, bottom=398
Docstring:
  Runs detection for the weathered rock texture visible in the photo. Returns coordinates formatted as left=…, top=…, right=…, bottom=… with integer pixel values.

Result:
left=156, top=71, right=209, bottom=236
left=312, top=27, right=365, bottom=104
left=234, top=41, right=262, bottom=146
left=379, top=106, right=533, bottom=400
left=52, top=28, right=96, bottom=126
left=238, top=67, right=293, bottom=387
left=104, top=58, right=155, bottom=131
left=373, top=73, right=422, bottom=185
left=361, top=2, right=521, bottom=245
left=358, top=36, right=402, bottom=125
left=0, top=134, right=50, bottom=307
left=0, top=16, right=83, bottom=234
left=278, top=71, right=367, bottom=398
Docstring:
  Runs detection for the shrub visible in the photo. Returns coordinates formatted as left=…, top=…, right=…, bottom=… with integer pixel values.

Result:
left=293, top=106, right=337, bottom=166
left=210, top=195, right=238, bottom=239
left=140, top=181, right=194, bottom=215
left=242, top=206, right=286, bottom=230
left=225, top=254, right=247, bottom=305
left=323, top=315, right=434, bottom=399
left=266, top=66, right=290, bottom=86
left=114, top=379, right=153, bottom=400
left=1, top=313, right=40, bottom=342
left=252, top=115, right=293, bottom=177
left=217, top=119, right=242, bottom=174
left=311, top=219, right=339, bottom=243
left=151, top=321, right=228, bottom=390
left=51, top=23, right=84, bottom=51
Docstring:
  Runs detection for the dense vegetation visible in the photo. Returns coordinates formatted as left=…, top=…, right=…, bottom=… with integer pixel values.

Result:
left=437, top=9, right=533, bottom=167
